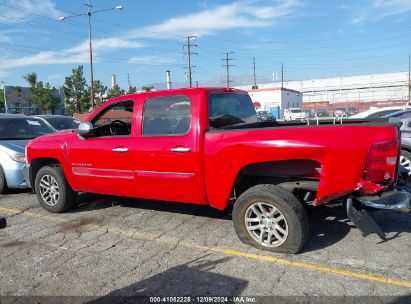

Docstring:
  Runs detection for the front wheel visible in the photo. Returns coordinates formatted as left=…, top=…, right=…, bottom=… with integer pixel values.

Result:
left=232, top=184, right=309, bottom=253
left=35, top=165, right=78, bottom=213
left=0, top=166, right=8, bottom=194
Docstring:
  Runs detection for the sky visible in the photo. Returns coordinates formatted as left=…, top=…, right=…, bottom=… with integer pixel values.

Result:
left=0, top=0, right=410, bottom=90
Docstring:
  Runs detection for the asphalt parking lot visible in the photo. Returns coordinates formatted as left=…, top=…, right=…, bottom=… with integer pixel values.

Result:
left=0, top=190, right=410, bottom=302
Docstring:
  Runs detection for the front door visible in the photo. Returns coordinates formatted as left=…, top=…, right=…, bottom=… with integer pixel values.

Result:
left=68, top=99, right=138, bottom=197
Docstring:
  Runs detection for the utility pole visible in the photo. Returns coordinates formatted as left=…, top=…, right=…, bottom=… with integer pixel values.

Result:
left=281, top=63, right=284, bottom=88
left=221, top=52, right=235, bottom=88
left=127, top=73, right=131, bottom=89
left=59, top=1, right=123, bottom=109
left=252, top=57, right=257, bottom=89
left=184, top=36, right=197, bottom=88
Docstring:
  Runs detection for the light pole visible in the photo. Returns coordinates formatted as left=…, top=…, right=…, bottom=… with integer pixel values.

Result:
left=59, top=1, right=123, bottom=109
left=0, top=81, right=7, bottom=114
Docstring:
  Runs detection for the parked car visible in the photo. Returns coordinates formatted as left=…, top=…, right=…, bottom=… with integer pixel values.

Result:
left=333, top=107, right=347, bottom=117
left=34, top=115, right=81, bottom=131
left=349, top=106, right=404, bottom=119
left=283, top=108, right=307, bottom=121
left=316, top=108, right=329, bottom=117
left=0, top=114, right=55, bottom=193
left=382, top=109, right=411, bottom=175
left=303, top=109, right=315, bottom=118
left=256, top=111, right=275, bottom=121
left=347, top=107, right=358, bottom=116
left=25, top=88, right=409, bottom=254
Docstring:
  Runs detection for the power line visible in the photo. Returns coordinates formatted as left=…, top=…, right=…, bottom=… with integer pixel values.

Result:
left=221, top=52, right=235, bottom=88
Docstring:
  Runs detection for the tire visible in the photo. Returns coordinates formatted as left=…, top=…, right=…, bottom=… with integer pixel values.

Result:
left=232, top=184, right=309, bottom=254
left=0, top=166, right=8, bottom=194
left=34, top=165, right=77, bottom=213
left=400, top=150, right=411, bottom=176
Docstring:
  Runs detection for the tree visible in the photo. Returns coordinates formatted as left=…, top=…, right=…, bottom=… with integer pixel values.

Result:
left=106, top=84, right=125, bottom=99
left=127, top=86, right=137, bottom=94
left=23, top=72, right=59, bottom=114
left=0, top=88, right=4, bottom=112
left=142, top=85, right=154, bottom=92
left=63, top=66, right=90, bottom=115
left=93, top=80, right=107, bottom=107
left=12, top=86, right=24, bottom=114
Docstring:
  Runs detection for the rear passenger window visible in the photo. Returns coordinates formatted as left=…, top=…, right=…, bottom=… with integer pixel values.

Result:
left=142, top=95, right=191, bottom=136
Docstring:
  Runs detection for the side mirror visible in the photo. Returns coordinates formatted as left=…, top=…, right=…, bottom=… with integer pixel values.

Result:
left=77, top=122, right=94, bottom=138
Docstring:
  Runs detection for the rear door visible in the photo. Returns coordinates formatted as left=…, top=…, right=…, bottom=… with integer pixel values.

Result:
left=133, top=92, right=207, bottom=204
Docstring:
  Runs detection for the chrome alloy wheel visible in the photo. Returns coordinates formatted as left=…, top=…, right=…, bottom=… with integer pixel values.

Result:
left=244, top=202, right=289, bottom=247
left=400, top=155, right=411, bottom=175
left=39, top=175, right=60, bottom=206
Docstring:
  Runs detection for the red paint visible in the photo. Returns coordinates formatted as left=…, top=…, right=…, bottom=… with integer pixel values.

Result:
left=26, top=87, right=400, bottom=210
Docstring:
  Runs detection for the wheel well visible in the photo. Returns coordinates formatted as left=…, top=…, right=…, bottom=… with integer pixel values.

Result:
left=233, top=160, right=321, bottom=202
left=30, top=158, right=61, bottom=191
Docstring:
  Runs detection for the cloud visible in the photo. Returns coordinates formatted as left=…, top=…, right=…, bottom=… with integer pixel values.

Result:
left=0, top=51, right=89, bottom=69
left=129, top=0, right=303, bottom=39
left=67, top=38, right=144, bottom=54
left=350, top=0, right=411, bottom=24
left=0, top=70, right=8, bottom=78
left=0, top=0, right=62, bottom=24
left=129, top=56, right=174, bottom=65
left=0, top=37, right=145, bottom=70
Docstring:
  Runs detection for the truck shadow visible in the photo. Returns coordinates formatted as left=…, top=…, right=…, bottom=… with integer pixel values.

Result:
left=70, top=193, right=410, bottom=252
left=72, top=193, right=233, bottom=220
left=304, top=204, right=411, bottom=252
left=87, top=256, right=248, bottom=302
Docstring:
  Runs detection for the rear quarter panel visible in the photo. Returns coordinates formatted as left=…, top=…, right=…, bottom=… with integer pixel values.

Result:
left=204, top=124, right=398, bottom=210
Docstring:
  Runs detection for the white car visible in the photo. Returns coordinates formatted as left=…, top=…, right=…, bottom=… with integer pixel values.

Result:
left=349, top=106, right=405, bottom=119
left=283, top=108, right=307, bottom=121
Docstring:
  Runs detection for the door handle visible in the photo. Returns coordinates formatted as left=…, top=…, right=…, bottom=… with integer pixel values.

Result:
left=170, top=147, right=191, bottom=153
left=112, top=147, right=129, bottom=153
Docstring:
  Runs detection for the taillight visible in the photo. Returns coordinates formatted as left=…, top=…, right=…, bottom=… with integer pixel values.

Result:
left=365, top=139, right=399, bottom=184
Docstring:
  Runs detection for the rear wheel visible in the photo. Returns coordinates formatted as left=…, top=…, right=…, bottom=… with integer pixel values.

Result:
left=35, top=166, right=77, bottom=213
left=233, top=184, right=309, bottom=253
left=0, top=166, right=8, bottom=194
left=400, top=150, right=411, bottom=176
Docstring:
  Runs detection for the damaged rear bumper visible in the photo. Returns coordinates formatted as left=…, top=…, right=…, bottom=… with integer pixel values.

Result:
left=346, top=190, right=410, bottom=240
left=357, top=191, right=411, bottom=214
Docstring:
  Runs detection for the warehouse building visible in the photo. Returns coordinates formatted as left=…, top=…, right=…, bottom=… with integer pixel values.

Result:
left=236, top=71, right=410, bottom=113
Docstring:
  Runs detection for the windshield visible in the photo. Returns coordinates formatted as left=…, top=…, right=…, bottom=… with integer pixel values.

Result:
left=290, top=109, right=302, bottom=113
left=0, top=118, right=55, bottom=140
left=46, top=117, right=81, bottom=130
left=208, top=93, right=258, bottom=128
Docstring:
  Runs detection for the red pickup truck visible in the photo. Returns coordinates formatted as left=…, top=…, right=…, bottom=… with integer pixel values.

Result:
left=24, top=88, right=410, bottom=253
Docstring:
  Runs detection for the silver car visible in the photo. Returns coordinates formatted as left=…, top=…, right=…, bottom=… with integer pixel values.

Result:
left=0, top=114, right=55, bottom=193
left=33, top=115, right=81, bottom=132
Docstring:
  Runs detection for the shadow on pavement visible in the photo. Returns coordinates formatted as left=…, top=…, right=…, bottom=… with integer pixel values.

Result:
left=302, top=204, right=352, bottom=253
left=70, top=193, right=233, bottom=221
left=87, top=256, right=247, bottom=302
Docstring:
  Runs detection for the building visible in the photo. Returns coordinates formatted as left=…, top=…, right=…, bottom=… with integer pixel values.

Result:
left=244, top=87, right=303, bottom=118
left=0, top=86, right=65, bottom=115
left=236, top=71, right=410, bottom=112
